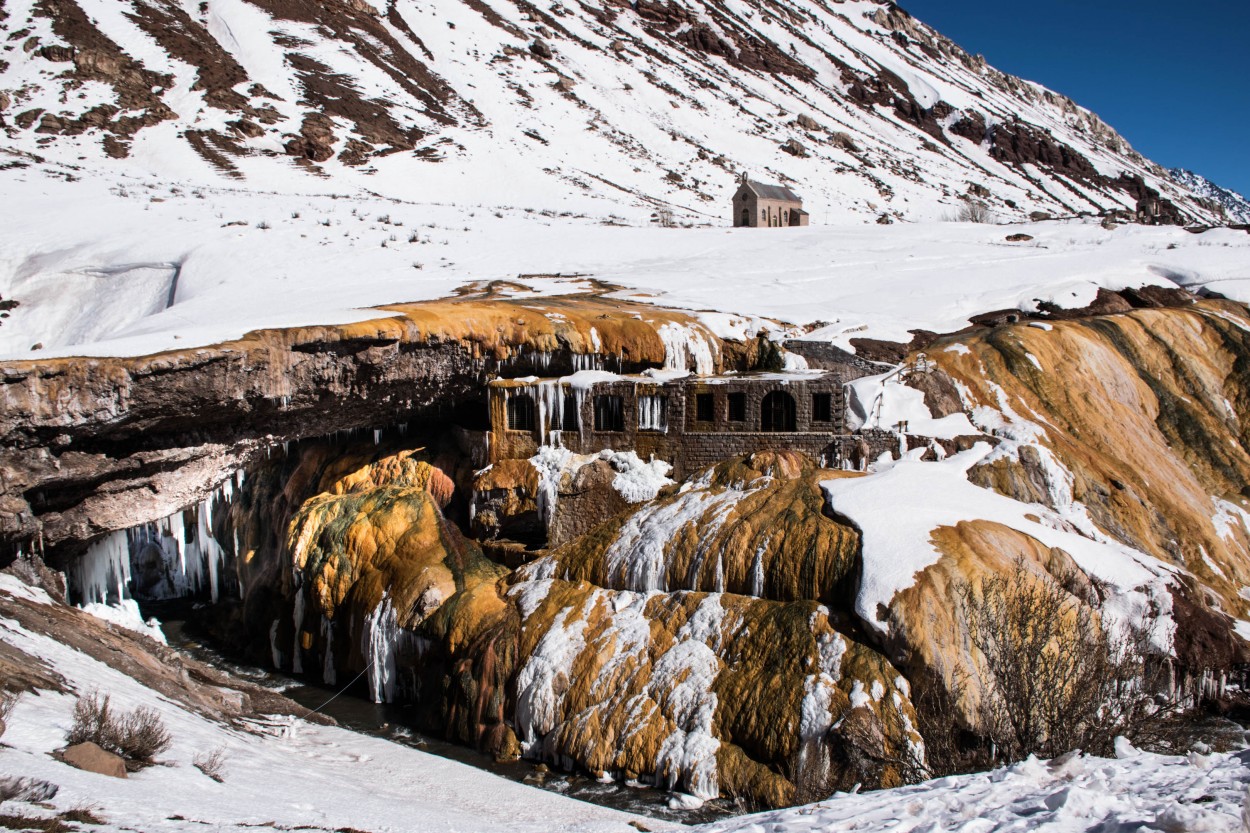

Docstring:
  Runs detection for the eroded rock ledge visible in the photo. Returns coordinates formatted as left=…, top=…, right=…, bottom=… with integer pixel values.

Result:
left=0, top=290, right=769, bottom=556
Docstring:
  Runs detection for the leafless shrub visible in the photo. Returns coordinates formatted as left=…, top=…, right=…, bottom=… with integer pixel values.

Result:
left=946, top=198, right=994, bottom=224
left=790, top=704, right=927, bottom=803
left=956, top=560, right=1190, bottom=765
left=66, top=692, right=171, bottom=770
left=59, top=805, right=105, bottom=825
left=909, top=667, right=991, bottom=777
left=0, top=775, right=58, bottom=803
left=0, top=811, right=72, bottom=832
left=193, top=746, right=227, bottom=782
left=0, top=690, right=17, bottom=726
left=654, top=207, right=675, bottom=228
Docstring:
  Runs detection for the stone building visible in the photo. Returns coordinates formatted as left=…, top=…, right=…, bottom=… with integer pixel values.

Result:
left=732, top=176, right=810, bottom=228
left=487, top=368, right=880, bottom=478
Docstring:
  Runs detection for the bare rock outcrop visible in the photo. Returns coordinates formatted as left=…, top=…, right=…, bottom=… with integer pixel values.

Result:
left=62, top=742, right=127, bottom=778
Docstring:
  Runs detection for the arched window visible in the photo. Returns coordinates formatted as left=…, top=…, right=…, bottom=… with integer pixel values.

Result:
left=507, top=394, right=536, bottom=431
left=761, top=391, right=796, bottom=432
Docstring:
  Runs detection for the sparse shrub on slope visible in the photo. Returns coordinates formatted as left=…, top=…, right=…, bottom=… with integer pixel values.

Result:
left=956, top=560, right=1193, bottom=765
left=66, top=692, right=171, bottom=771
left=946, top=197, right=994, bottom=223
left=193, top=746, right=227, bottom=782
left=0, top=690, right=16, bottom=733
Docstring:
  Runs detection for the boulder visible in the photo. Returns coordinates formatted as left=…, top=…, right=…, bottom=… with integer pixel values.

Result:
left=794, top=113, right=822, bottom=131
left=1005, top=233, right=1034, bottom=242
left=529, top=39, right=553, bottom=59
left=62, top=742, right=127, bottom=778
left=780, top=138, right=808, bottom=157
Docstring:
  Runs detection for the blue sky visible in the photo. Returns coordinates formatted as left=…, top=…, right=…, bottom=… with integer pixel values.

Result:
left=897, top=0, right=1250, bottom=197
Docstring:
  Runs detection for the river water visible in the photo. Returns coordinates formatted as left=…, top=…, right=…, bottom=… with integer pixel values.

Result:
left=162, top=619, right=741, bottom=826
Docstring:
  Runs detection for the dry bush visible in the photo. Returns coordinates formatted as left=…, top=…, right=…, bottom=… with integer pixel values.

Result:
left=0, top=690, right=16, bottom=730
left=59, top=805, right=105, bottom=825
left=947, top=198, right=994, bottom=224
left=789, top=708, right=927, bottom=804
left=193, top=746, right=227, bottom=782
left=0, top=812, right=74, bottom=832
left=956, top=560, right=1190, bottom=764
left=66, top=692, right=171, bottom=770
left=0, top=775, right=58, bottom=803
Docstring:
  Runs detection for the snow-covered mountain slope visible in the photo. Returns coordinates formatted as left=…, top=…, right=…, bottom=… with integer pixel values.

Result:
left=0, top=0, right=1229, bottom=224
left=1171, top=169, right=1250, bottom=225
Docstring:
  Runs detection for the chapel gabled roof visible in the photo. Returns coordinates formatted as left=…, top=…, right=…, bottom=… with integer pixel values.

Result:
left=741, top=179, right=802, bottom=202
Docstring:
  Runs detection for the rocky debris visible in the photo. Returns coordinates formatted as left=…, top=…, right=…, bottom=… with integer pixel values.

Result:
left=336, top=0, right=382, bottom=16
left=36, top=44, right=73, bottom=62
left=284, top=112, right=337, bottom=163
left=471, top=459, right=542, bottom=543
left=876, top=213, right=893, bottom=225
left=780, top=138, right=808, bottom=158
left=794, top=113, right=822, bottom=131
left=61, top=742, right=127, bottom=778
left=552, top=75, right=576, bottom=92
left=1029, top=211, right=1053, bottom=221
left=228, top=119, right=265, bottom=139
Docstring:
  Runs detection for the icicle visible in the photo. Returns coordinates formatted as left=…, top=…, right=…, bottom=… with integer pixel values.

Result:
left=373, top=429, right=382, bottom=445
left=292, top=584, right=305, bottom=675
left=269, top=620, right=283, bottom=668
left=321, top=617, right=336, bottom=686
left=71, top=531, right=133, bottom=605
left=364, top=594, right=400, bottom=703
left=638, top=394, right=668, bottom=431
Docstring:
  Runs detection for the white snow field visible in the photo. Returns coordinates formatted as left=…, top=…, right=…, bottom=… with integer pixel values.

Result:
left=4, top=572, right=1248, bottom=833
left=704, top=747, right=1250, bottom=833
left=1, top=156, right=1249, bottom=361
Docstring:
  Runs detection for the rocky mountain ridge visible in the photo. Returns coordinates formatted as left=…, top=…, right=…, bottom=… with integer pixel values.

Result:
left=1170, top=168, right=1250, bottom=225
left=0, top=0, right=1236, bottom=223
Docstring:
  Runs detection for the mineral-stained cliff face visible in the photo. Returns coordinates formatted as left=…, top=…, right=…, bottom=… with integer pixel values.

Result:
left=946, top=300, right=1250, bottom=620
left=858, top=300, right=1250, bottom=715
left=0, top=289, right=739, bottom=556
left=197, top=439, right=920, bottom=807
left=8, top=286, right=1250, bottom=808
left=545, top=451, right=860, bottom=604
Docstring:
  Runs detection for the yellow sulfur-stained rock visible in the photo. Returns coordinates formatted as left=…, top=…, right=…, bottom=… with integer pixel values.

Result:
left=506, top=570, right=922, bottom=805
left=547, top=451, right=860, bottom=604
